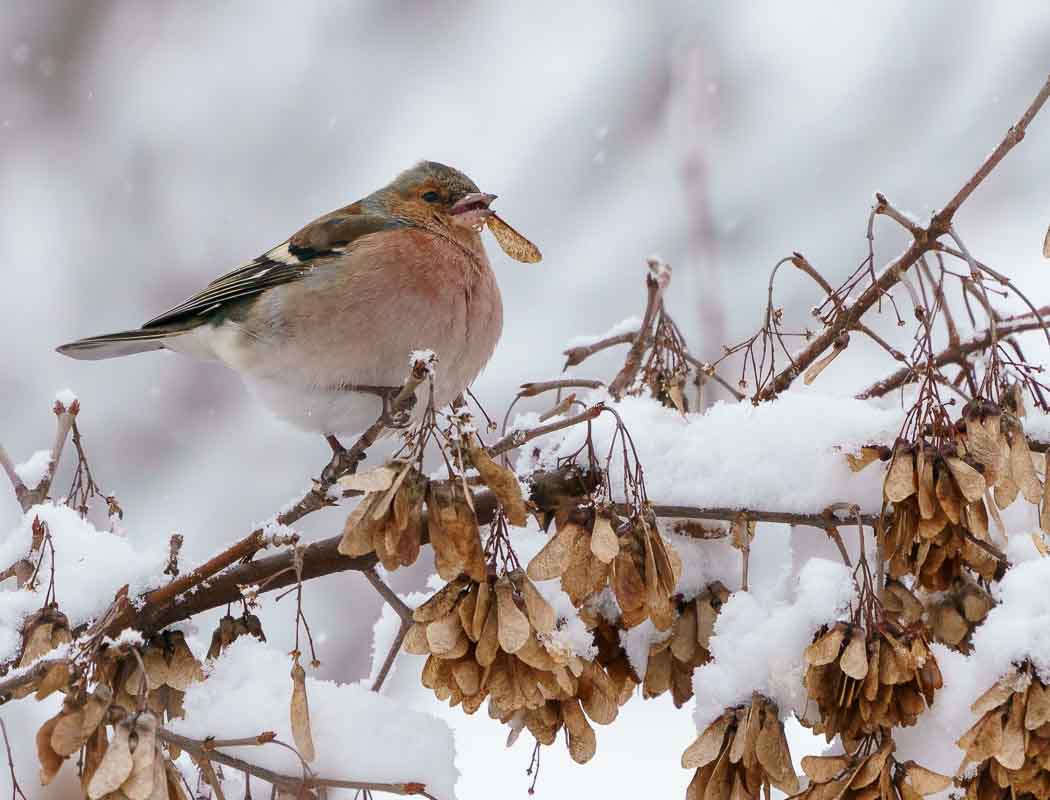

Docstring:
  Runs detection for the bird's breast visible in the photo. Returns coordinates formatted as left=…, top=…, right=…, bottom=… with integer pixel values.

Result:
left=236, top=227, right=503, bottom=408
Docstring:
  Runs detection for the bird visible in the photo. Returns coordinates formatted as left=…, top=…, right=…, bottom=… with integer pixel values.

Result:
left=58, top=161, right=541, bottom=454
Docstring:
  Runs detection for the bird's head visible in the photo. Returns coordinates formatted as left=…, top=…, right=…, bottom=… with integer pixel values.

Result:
left=380, top=161, right=496, bottom=234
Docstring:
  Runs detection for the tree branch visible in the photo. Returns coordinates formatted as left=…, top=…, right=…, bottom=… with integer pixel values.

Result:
left=755, top=73, right=1050, bottom=401
left=156, top=728, right=436, bottom=799
left=608, top=259, right=671, bottom=399
left=856, top=318, right=1050, bottom=399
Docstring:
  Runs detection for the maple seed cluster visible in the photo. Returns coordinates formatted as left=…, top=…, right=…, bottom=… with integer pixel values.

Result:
left=106, top=632, right=205, bottom=721
left=640, top=582, right=729, bottom=707
left=802, top=622, right=942, bottom=748
left=528, top=507, right=681, bottom=629
left=796, top=737, right=951, bottom=800
left=403, top=571, right=625, bottom=764
left=681, top=694, right=799, bottom=800
left=957, top=665, right=1050, bottom=800
left=871, top=399, right=1048, bottom=590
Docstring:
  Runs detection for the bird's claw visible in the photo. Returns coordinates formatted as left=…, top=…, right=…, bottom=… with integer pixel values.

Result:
left=380, top=387, right=416, bottom=429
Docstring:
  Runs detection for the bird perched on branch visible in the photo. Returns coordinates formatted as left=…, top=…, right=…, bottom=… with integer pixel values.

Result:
left=58, top=161, right=541, bottom=450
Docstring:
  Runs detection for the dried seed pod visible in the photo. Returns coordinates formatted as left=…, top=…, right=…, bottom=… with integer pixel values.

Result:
left=590, top=513, right=620, bottom=563
left=682, top=696, right=799, bottom=799
left=494, top=576, right=531, bottom=655
left=466, top=437, right=528, bottom=526
left=487, top=213, right=542, bottom=263
left=517, top=574, right=556, bottom=635
left=884, top=447, right=917, bottom=503
left=36, top=714, right=65, bottom=786
left=527, top=522, right=581, bottom=581
left=87, top=718, right=135, bottom=799
left=561, top=697, right=597, bottom=764
left=803, top=622, right=940, bottom=743
left=426, top=480, right=487, bottom=582
left=290, top=654, right=316, bottom=763
left=795, top=738, right=949, bottom=800
left=956, top=664, right=1050, bottom=799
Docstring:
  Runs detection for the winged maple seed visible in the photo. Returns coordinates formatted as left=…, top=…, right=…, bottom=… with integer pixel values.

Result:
left=856, top=400, right=1047, bottom=590
left=872, top=399, right=1050, bottom=592
left=800, top=621, right=942, bottom=748
left=642, top=582, right=730, bottom=708
left=290, top=653, right=317, bottom=763
left=14, top=606, right=73, bottom=700
left=527, top=505, right=681, bottom=629
left=406, top=571, right=630, bottom=764
left=486, top=213, right=542, bottom=263
left=681, top=695, right=799, bottom=800
left=206, top=610, right=266, bottom=660
left=925, top=574, right=994, bottom=653
left=955, top=663, right=1050, bottom=800
left=794, top=736, right=951, bottom=800
left=337, top=460, right=427, bottom=571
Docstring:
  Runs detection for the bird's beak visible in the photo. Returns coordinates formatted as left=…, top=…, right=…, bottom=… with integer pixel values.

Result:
left=450, top=192, right=498, bottom=217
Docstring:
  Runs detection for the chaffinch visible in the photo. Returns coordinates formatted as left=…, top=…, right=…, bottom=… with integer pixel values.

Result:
left=58, top=161, right=540, bottom=443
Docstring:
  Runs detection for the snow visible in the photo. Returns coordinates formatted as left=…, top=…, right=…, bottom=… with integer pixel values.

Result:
left=172, top=637, right=459, bottom=799
left=13, top=449, right=50, bottom=487
left=563, top=315, right=642, bottom=350
left=53, top=388, right=78, bottom=408
left=0, top=503, right=167, bottom=661
left=517, top=388, right=907, bottom=514
left=692, top=558, right=855, bottom=730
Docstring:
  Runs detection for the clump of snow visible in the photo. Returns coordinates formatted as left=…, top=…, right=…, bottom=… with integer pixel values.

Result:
left=517, top=389, right=907, bottom=514
left=620, top=620, right=671, bottom=680
left=563, top=315, right=642, bottom=350
left=54, top=388, right=78, bottom=408
left=14, top=449, right=51, bottom=488
left=692, top=558, right=855, bottom=730
left=0, top=504, right=167, bottom=662
left=173, top=637, right=458, bottom=799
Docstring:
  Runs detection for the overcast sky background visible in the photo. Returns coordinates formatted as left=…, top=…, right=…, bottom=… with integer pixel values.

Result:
left=2, top=3, right=1049, bottom=798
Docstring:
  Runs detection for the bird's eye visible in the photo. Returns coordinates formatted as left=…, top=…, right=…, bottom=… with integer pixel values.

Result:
left=422, top=191, right=441, bottom=203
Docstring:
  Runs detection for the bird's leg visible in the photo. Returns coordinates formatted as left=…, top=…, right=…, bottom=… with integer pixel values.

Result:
left=321, top=434, right=362, bottom=484
left=379, top=386, right=416, bottom=429
left=331, top=383, right=417, bottom=429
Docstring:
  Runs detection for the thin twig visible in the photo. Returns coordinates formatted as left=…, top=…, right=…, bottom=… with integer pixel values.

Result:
left=0, top=445, right=27, bottom=508
left=857, top=318, right=1049, bottom=399
left=518, top=379, right=604, bottom=397
left=156, top=729, right=435, bottom=798
left=0, top=719, right=27, bottom=800
left=755, top=73, right=1050, bottom=401
left=363, top=568, right=413, bottom=623
left=487, top=404, right=604, bottom=458
left=563, top=332, right=641, bottom=369
left=608, top=259, right=671, bottom=399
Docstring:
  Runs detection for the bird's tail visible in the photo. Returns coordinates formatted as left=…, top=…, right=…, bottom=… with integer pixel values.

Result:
left=56, top=325, right=190, bottom=361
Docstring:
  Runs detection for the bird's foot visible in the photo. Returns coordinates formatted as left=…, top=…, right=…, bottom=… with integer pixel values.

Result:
left=380, top=387, right=416, bottom=429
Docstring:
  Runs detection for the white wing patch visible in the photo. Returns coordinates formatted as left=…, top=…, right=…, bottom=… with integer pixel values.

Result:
left=264, top=242, right=302, bottom=265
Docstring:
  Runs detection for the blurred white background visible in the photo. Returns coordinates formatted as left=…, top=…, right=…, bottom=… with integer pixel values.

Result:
left=2, top=2, right=1049, bottom=797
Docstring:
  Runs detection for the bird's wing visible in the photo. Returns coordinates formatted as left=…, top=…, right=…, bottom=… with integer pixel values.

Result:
left=142, top=209, right=404, bottom=329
